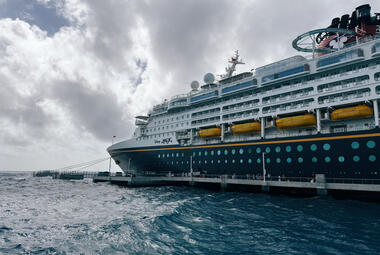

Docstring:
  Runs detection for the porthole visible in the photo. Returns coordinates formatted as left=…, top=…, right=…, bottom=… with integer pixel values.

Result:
left=218, top=160, right=221, bottom=164
left=265, top=147, right=271, bottom=153
left=257, top=158, right=261, bottom=164
left=204, top=160, right=207, bottom=164
left=275, top=158, right=281, bottom=164
left=275, top=146, right=281, bottom=153
left=367, top=140, right=376, bottom=149
left=286, top=146, right=292, bottom=152
left=198, top=160, right=201, bottom=164
left=338, top=156, right=345, bottom=163
left=248, top=148, right=252, bottom=154
left=369, top=155, right=376, bottom=162
left=298, top=157, right=303, bottom=163
left=167, top=153, right=170, bottom=158
left=158, top=154, right=161, bottom=158
left=239, top=148, right=244, bottom=155
left=287, top=157, right=292, bottom=163
left=217, top=150, right=221, bottom=156
left=198, top=152, right=202, bottom=156
left=256, top=147, right=261, bottom=153
left=325, top=156, right=331, bottom=163
left=211, top=151, right=214, bottom=156
left=176, top=153, right=179, bottom=157
left=224, top=149, right=228, bottom=155
left=231, top=149, right=236, bottom=155
left=297, top=145, right=303, bottom=152
left=232, top=159, right=235, bottom=164
left=310, top=144, right=317, bottom=151
left=266, top=158, right=270, bottom=163
left=353, top=155, right=360, bottom=162
left=172, top=153, right=174, bottom=157
left=176, top=161, right=178, bottom=164
left=192, top=152, right=196, bottom=157
left=248, top=158, right=252, bottom=164
left=351, top=142, right=359, bottom=150
left=211, top=160, right=214, bottom=164
left=181, top=153, right=184, bottom=157
left=163, top=154, right=165, bottom=158
left=204, top=151, right=208, bottom=156
left=323, top=143, right=331, bottom=151
left=240, top=159, right=243, bottom=164
left=312, top=157, right=318, bottom=163
left=225, top=159, right=228, bottom=164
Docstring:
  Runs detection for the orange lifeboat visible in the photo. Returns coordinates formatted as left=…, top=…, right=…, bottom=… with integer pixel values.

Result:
left=331, top=105, right=373, bottom=121
left=232, top=122, right=261, bottom=134
left=276, top=114, right=316, bottom=130
left=199, top=127, right=221, bottom=138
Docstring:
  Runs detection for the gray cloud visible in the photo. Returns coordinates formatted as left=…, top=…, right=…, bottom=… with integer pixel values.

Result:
left=50, top=80, right=130, bottom=141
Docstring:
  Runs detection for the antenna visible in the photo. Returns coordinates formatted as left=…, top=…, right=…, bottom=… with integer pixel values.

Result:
left=220, top=50, right=245, bottom=79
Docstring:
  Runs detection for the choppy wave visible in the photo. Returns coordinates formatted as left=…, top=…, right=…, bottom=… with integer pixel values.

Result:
left=0, top=172, right=379, bottom=254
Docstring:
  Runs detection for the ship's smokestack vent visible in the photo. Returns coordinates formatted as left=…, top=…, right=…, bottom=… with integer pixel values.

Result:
left=339, top=14, right=350, bottom=29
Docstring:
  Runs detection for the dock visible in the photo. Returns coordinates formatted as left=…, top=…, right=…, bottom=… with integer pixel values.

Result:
left=93, top=174, right=380, bottom=201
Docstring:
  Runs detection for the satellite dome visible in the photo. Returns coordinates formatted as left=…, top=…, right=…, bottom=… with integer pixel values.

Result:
left=190, top=80, right=200, bottom=91
left=203, top=73, right=215, bottom=84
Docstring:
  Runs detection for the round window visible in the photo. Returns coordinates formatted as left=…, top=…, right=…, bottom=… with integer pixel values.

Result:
left=323, top=143, right=331, bottom=151
left=369, top=155, right=376, bottom=162
left=256, top=147, right=261, bottom=153
left=325, top=156, right=331, bottom=163
left=338, top=156, right=345, bottom=163
left=367, top=140, right=376, bottom=149
left=275, top=146, right=281, bottom=153
left=297, top=145, right=303, bottom=152
left=265, top=147, right=271, bottom=153
left=257, top=158, right=261, bottom=164
left=231, top=149, right=236, bottom=155
left=276, top=158, right=281, bottom=163
left=312, top=157, right=318, bottom=163
left=248, top=158, right=252, bottom=164
left=298, top=157, right=303, bottom=163
left=353, top=155, right=360, bottom=162
left=351, top=142, right=359, bottom=150
left=310, top=144, right=317, bottom=151
left=217, top=150, right=221, bottom=156
left=224, top=149, right=228, bottom=155
left=239, top=148, right=244, bottom=155
left=286, top=146, right=292, bottom=152
left=287, top=157, right=292, bottom=163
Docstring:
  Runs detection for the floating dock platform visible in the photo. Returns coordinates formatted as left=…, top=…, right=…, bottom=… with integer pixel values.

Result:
left=93, top=174, right=380, bottom=201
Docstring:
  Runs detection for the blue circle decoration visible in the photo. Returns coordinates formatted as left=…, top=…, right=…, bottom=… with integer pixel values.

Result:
left=323, top=143, right=331, bottom=151
left=367, top=140, right=376, bottom=149
left=369, top=155, right=376, bottom=162
left=351, top=142, right=359, bottom=150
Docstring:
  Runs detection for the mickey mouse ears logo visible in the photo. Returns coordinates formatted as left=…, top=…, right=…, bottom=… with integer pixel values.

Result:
left=329, top=36, right=348, bottom=49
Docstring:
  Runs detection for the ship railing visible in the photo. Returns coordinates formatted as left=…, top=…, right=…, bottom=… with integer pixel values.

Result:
left=326, top=178, right=380, bottom=185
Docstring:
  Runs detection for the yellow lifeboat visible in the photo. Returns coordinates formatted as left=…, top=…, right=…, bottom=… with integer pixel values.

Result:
left=199, top=127, right=221, bottom=138
left=232, top=122, right=261, bottom=134
left=331, top=105, right=373, bottom=121
left=276, top=114, right=316, bottom=130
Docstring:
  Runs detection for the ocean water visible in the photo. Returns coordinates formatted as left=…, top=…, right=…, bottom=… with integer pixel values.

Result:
left=0, top=172, right=379, bottom=255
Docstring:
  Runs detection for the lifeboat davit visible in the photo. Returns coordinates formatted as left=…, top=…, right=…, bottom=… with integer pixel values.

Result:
left=199, top=127, right=221, bottom=138
left=276, top=114, right=316, bottom=129
left=232, top=122, right=261, bottom=134
left=331, top=105, right=373, bottom=121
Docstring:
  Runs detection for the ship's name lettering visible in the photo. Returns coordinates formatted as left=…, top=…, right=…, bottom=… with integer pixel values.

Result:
left=154, top=138, right=172, bottom=144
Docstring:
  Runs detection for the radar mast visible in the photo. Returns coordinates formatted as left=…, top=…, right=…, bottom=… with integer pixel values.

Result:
left=220, top=50, right=245, bottom=79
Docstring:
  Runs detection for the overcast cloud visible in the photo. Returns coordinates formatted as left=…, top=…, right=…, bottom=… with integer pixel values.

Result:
left=0, top=0, right=379, bottom=171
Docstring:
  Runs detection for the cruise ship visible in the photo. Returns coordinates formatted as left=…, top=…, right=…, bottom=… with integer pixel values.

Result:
left=108, top=4, right=380, bottom=180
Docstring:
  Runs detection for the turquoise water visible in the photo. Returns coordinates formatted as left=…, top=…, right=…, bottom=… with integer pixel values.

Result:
left=0, top=172, right=379, bottom=254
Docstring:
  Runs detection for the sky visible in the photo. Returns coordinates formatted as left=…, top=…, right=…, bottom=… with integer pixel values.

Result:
left=0, top=0, right=379, bottom=172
